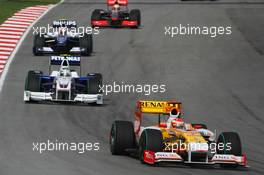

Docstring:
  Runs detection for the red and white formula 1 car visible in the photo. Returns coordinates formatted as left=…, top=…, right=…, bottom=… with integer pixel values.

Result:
left=91, top=0, right=141, bottom=28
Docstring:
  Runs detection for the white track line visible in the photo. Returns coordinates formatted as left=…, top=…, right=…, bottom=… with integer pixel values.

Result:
left=0, top=47, right=14, bottom=51
left=18, top=11, right=43, bottom=16
left=1, top=24, right=28, bottom=28
left=3, top=22, right=29, bottom=27
left=0, top=31, right=23, bottom=35
left=8, top=18, right=35, bottom=22
left=0, top=0, right=64, bottom=92
left=0, top=43, right=16, bottom=47
left=0, top=51, right=11, bottom=55
left=20, top=9, right=44, bottom=12
left=11, top=16, right=36, bottom=20
left=0, top=27, right=26, bottom=32
left=14, top=13, right=39, bottom=18
left=5, top=20, right=31, bottom=25
left=0, top=39, right=19, bottom=43
left=0, top=56, right=8, bottom=60
left=28, top=7, right=49, bottom=10
left=0, top=35, right=21, bottom=39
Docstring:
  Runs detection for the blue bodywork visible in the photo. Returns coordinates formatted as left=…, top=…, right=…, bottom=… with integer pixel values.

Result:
left=39, top=75, right=94, bottom=93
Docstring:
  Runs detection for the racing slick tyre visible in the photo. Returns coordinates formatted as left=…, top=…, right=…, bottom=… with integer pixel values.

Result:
left=91, top=9, right=103, bottom=28
left=217, top=132, right=242, bottom=168
left=139, top=129, right=163, bottom=164
left=191, top=123, right=207, bottom=129
left=25, top=70, right=42, bottom=92
left=91, top=9, right=102, bottom=21
left=110, top=121, right=135, bottom=155
left=89, top=34, right=93, bottom=53
left=130, top=9, right=141, bottom=28
left=80, top=33, right=92, bottom=56
left=87, top=73, right=102, bottom=94
left=33, top=34, right=45, bottom=56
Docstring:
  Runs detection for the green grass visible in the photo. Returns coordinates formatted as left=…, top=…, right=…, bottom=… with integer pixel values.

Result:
left=0, top=0, right=60, bottom=24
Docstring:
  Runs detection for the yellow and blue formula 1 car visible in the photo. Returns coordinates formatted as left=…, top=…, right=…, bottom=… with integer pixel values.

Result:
left=110, top=100, right=248, bottom=168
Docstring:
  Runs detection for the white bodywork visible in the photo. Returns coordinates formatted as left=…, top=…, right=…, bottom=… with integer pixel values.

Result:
left=24, top=59, right=103, bottom=104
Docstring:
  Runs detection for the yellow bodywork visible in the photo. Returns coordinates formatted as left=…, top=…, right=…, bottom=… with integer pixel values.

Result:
left=160, top=128, right=207, bottom=152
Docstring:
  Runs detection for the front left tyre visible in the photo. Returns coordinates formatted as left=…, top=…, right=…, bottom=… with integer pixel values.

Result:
left=110, top=121, right=135, bottom=155
left=33, top=34, right=45, bottom=56
left=87, top=73, right=102, bottom=94
left=91, top=9, right=102, bottom=21
left=91, top=9, right=103, bottom=28
left=139, top=129, right=163, bottom=164
left=217, top=132, right=242, bottom=168
left=80, top=33, right=93, bottom=56
left=25, top=70, right=42, bottom=92
left=130, top=9, right=141, bottom=28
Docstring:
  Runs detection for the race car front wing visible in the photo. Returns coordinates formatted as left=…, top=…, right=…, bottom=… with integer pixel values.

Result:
left=24, top=91, right=103, bottom=104
left=143, top=150, right=248, bottom=167
left=36, top=47, right=85, bottom=54
left=91, top=20, right=138, bottom=27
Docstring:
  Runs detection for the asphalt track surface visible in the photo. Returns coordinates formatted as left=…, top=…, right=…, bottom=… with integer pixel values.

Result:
left=0, top=0, right=264, bottom=174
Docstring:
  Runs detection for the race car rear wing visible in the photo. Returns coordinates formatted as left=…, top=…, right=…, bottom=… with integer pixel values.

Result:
left=107, top=0, right=128, bottom=11
left=49, top=55, right=81, bottom=74
left=107, top=0, right=128, bottom=6
left=136, top=100, right=182, bottom=114
left=52, top=20, right=77, bottom=28
left=134, top=100, right=182, bottom=134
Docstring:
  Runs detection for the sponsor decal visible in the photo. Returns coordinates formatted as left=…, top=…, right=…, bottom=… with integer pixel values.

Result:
left=140, top=101, right=165, bottom=108
left=155, top=152, right=182, bottom=160
left=50, top=56, right=80, bottom=62
left=144, top=150, right=155, bottom=164
left=53, top=20, right=77, bottom=26
left=212, top=154, right=242, bottom=162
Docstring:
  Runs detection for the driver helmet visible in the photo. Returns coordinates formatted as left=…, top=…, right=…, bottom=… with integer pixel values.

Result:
left=112, top=3, right=120, bottom=12
left=170, top=108, right=181, bottom=118
left=58, top=27, right=67, bottom=36
left=171, top=118, right=184, bottom=129
left=168, top=108, right=184, bottom=128
left=59, top=67, right=71, bottom=77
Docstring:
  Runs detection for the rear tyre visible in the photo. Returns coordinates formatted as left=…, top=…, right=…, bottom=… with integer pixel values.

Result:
left=217, top=132, right=242, bottom=168
left=33, top=34, right=45, bottom=56
left=139, top=129, right=163, bottom=164
left=25, top=70, right=42, bottom=92
left=130, top=9, right=141, bottom=28
left=110, top=121, right=135, bottom=155
left=87, top=73, right=102, bottom=94
left=80, top=33, right=92, bottom=56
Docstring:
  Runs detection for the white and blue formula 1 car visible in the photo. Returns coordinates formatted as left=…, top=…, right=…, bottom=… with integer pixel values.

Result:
left=24, top=56, right=103, bottom=104
left=33, top=19, right=93, bottom=56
